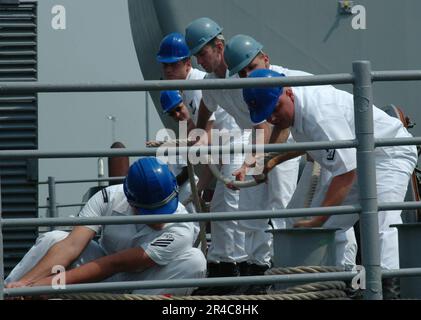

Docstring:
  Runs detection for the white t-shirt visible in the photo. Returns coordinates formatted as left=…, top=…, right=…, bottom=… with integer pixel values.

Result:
left=291, top=84, right=411, bottom=177
left=78, top=184, right=196, bottom=265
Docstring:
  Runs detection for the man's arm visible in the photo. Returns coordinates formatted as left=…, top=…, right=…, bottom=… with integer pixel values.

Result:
left=264, top=151, right=305, bottom=174
left=232, top=122, right=274, bottom=182
left=6, top=226, right=95, bottom=288
left=33, top=247, right=156, bottom=286
left=204, top=119, right=215, bottom=144
left=294, top=169, right=357, bottom=228
left=196, top=164, right=215, bottom=194
left=196, top=99, right=213, bottom=131
left=268, top=124, right=290, bottom=145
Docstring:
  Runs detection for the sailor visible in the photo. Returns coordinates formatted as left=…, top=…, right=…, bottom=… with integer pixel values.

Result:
left=224, top=34, right=357, bottom=268
left=153, top=32, right=207, bottom=216
left=5, top=157, right=206, bottom=296
left=184, top=17, right=300, bottom=293
left=156, top=33, right=248, bottom=294
left=242, top=69, right=417, bottom=275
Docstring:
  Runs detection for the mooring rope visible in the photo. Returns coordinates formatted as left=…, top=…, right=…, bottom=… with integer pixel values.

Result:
left=50, top=266, right=348, bottom=300
left=53, top=289, right=347, bottom=301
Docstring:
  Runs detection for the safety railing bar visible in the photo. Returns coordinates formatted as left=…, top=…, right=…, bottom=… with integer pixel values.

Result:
left=38, top=203, right=85, bottom=209
left=0, top=140, right=358, bottom=159
left=375, top=137, right=421, bottom=148
left=38, top=177, right=124, bottom=185
left=1, top=205, right=361, bottom=227
left=3, top=271, right=357, bottom=297
left=0, top=70, right=418, bottom=95
left=3, top=134, right=421, bottom=160
left=36, top=199, right=421, bottom=212
left=2, top=137, right=421, bottom=162
left=382, top=268, right=421, bottom=279
left=379, top=201, right=421, bottom=211
left=372, top=70, right=421, bottom=82
left=0, top=73, right=355, bottom=94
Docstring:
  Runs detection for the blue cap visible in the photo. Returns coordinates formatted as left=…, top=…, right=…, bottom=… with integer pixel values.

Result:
left=242, top=69, right=285, bottom=123
left=160, top=90, right=183, bottom=114
left=157, top=32, right=191, bottom=63
left=123, top=157, right=179, bottom=215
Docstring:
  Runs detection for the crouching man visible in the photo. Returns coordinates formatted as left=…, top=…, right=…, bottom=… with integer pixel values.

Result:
left=6, top=157, right=206, bottom=296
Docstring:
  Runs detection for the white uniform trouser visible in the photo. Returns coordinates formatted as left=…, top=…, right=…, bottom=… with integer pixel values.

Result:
left=285, top=162, right=357, bottom=267
left=5, top=230, right=207, bottom=295
left=324, top=143, right=418, bottom=269
left=207, top=154, right=247, bottom=264
left=238, top=158, right=299, bottom=266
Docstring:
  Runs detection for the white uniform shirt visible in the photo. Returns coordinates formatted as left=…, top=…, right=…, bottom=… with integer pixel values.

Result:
left=168, top=68, right=205, bottom=189
left=78, top=184, right=196, bottom=265
left=202, top=65, right=313, bottom=129
left=183, top=68, right=215, bottom=124
left=202, top=70, right=255, bottom=129
left=185, top=68, right=245, bottom=148
left=291, top=85, right=410, bottom=177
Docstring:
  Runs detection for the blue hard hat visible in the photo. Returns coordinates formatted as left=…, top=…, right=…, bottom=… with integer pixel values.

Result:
left=123, top=157, right=179, bottom=215
left=185, top=17, right=223, bottom=55
left=157, top=32, right=191, bottom=63
left=242, top=69, right=285, bottom=123
left=225, top=34, right=263, bottom=76
left=160, top=90, right=183, bottom=114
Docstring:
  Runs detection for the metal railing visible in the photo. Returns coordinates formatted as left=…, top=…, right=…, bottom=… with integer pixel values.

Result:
left=1, top=61, right=421, bottom=300
left=37, top=176, right=125, bottom=217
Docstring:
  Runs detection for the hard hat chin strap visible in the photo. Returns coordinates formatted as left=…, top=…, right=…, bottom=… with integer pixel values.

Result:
left=127, top=187, right=179, bottom=210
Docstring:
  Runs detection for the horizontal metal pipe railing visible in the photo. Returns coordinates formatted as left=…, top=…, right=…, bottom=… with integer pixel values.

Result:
left=372, top=70, right=421, bottom=82
left=3, top=271, right=358, bottom=297
left=376, top=137, right=421, bottom=148
left=38, top=177, right=124, bottom=185
left=382, top=268, right=421, bottom=279
left=0, top=74, right=355, bottom=93
left=379, top=201, right=421, bottom=211
left=34, top=200, right=421, bottom=217
left=0, top=135, right=420, bottom=160
left=5, top=267, right=421, bottom=297
left=6, top=200, right=421, bottom=228
left=0, top=140, right=358, bottom=159
left=1, top=205, right=361, bottom=227
left=1, top=135, right=420, bottom=160
left=0, top=70, right=419, bottom=95
left=38, top=203, right=85, bottom=209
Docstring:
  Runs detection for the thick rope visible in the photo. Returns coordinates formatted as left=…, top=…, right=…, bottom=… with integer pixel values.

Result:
left=266, top=266, right=344, bottom=275
left=187, top=160, right=207, bottom=253
left=50, top=266, right=349, bottom=300
left=146, top=139, right=266, bottom=189
left=304, top=161, right=321, bottom=208
left=271, top=281, right=346, bottom=294
left=265, top=266, right=349, bottom=300
left=52, top=289, right=347, bottom=300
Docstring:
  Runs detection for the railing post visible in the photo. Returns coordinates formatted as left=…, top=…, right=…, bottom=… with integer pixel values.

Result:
left=47, top=176, right=58, bottom=221
left=0, top=177, right=4, bottom=300
left=353, top=61, right=382, bottom=300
